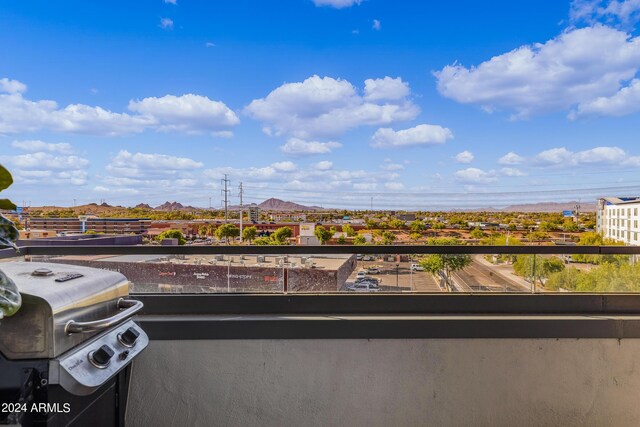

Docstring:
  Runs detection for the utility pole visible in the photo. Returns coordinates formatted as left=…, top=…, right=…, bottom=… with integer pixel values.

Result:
left=221, top=174, right=230, bottom=224
left=239, top=182, right=244, bottom=242
left=209, top=197, right=212, bottom=209
left=575, top=199, right=581, bottom=226
left=370, top=196, right=373, bottom=211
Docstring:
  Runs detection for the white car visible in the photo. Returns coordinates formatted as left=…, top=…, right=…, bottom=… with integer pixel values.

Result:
left=366, top=267, right=381, bottom=274
left=347, top=281, right=380, bottom=292
left=410, top=263, right=424, bottom=271
left=356, top=271, right=367, bottom=280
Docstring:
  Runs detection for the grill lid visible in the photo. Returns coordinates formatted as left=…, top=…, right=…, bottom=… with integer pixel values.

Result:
left=0, top=261, right=130, bottom=359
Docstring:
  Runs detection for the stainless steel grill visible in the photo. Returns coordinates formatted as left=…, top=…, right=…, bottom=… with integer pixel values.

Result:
left=0, top=261, right=148, bottom=426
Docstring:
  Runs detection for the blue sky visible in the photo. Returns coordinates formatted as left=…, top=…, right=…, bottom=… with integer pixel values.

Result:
left=1, top=0, right=640, bottom=209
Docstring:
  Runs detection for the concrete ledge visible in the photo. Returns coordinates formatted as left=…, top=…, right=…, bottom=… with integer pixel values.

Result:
left=136, top=313, right=640, bottom=340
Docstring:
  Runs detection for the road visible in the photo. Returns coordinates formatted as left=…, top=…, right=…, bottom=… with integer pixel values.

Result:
left=452, top=256, right=529, bottom=292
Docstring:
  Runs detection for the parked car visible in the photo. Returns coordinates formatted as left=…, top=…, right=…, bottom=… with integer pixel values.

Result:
left=410, top=263, right=424, bottom=271
left=366, top=267, right=381, bottom=274
left=347, top=281, right=380, bottom=292
left=356, top=271, right=367, bottom=280
left=356, top=254, right=363, bottom=260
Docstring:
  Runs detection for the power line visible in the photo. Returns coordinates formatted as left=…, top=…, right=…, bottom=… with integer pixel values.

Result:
left=239, top=182, right=244, bottom=242
left=221, top=174, right=230, bottom=224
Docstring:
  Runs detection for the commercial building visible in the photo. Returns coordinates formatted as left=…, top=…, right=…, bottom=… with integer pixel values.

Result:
left=248, top=206, right=260, bottom=222
left=43, top=253, right=356, bottom=293
left=596, top=197, right=640, bottom=245
left=28, top=217, right=152, bottom=235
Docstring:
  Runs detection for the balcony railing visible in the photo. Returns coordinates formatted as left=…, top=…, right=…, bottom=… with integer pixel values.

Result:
left=2, top=244, right=640, bottom=295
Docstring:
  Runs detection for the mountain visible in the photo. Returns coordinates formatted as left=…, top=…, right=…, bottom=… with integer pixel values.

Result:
left=459, top=201, right=597, bottom=213
left=500, top=201, right=596, bottom=213
left=154, top=201, right=200, bottom=211
left=134, top=203, right=152, bottom=210
left=257, top=198, right=321, bottom=211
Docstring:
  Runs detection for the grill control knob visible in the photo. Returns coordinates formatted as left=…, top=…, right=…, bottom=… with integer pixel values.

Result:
left=117, top=327, right=140, bottom=348
left=89, top=345, right=114, bottom=368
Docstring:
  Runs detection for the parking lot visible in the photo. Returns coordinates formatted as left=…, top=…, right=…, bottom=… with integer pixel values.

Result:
left=342, top=257, right=442, bottom=292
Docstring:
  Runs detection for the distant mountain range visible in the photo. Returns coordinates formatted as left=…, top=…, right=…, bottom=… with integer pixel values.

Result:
left=456, top=201, right=596, bottom=213
left=33, top=199, right=596, bottom=213
left=134, top=198, right=322, bottom=212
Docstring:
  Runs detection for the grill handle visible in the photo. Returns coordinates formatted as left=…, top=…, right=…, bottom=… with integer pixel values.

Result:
left=65, top=298, right=144, bottom=335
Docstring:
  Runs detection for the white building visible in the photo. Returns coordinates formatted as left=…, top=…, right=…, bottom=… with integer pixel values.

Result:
left=597, top=197, right=640, bottom=245
left=298, top=223, right=319, bottom=245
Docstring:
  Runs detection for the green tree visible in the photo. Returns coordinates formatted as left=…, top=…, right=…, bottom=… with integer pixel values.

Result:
left=215, top=224, right=240, bottom=244
left=572, top=232, right=627, bottom=265
left=409, top=232, right=422, bottom=242
left=432, top=222, right=445, bottom=230
left=337, top=235, right=346, bottom=245
left=156, top=229, right=186, bottom=245
left=388, top=219, right=405, bottom=229
left=253, top=236, right=272, bottom=245
left=272, top=227, right=293, bottom=245
left=419, top=238, right=471, bottom=279
left=242, top=226, right=257, bottom=243
left=353, top=234, right=366, bottom=245
left=547, top=263, right=640, bottom=292
left=538, top=221, right=558, bottom=232
left=410, top=220, right=425, bottom=232
left=470, top=227, right=485, bottom=239
left=381, top=231, right=396, bottom=245
left=513, top=255, right=565, bottom=286
left=342, top=224, right=356, bottom=237
left=314, top=226, right=332, bottom=245
left=562, top=219, right=580, bottom=232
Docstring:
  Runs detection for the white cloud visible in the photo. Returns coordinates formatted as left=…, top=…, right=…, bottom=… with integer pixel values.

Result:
left=364, top=77, right=410, bottom=101
left=380, top=162, right=404, bottom=171
left=164, top=0, right=177, bottom=4
left=205, top=42, right=216, bottom=48
left=0, top=77, right=238, bottom=136
left=571, top=0, right=640, bottom=29
left=372, top=19, right=381, bottom=30
left=98, top=151, right=203, bottom=195
left=1, top=152, right=89, bottom=170
left=371, top=124, right=453, bottom=148
left=312, top=0, right=362, bottom=8
left=245, top=75, right=419, bottom=139
left=160, top=18, right=174, bottom=29
left=11, top=140, right=73, bottom=154
left=107, top=150, right=203, bottom=176
left=271, top=161, right=297, bottom=172
left=93, top=186, right=140, bottom=195
left=454, top=168, right=497, bottom=184
left=571, top=78, right=640, bottom=117
left=435, top=25, right=640, bottom=119
left=50, top=104, right=153, bottom=136
left=314, top=160, right=333, bottom=170
left=534, top=146, right=628, bottom=166
left=498, top=152, right=525, bottom=165
left=500, top=167, right=527, bottom=177
left=128, top=94, right=239, bottom=135
left=204, top=161, right=400, bottom=194
left=280, top=138, right=342, bottom=156
left=0, top=152, right=89, bottom=185
left=454, top=150, right=474, bottom=163
left=385, top=182, right=404, bottom=190
left=0, top=78, right=26, bottom=94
